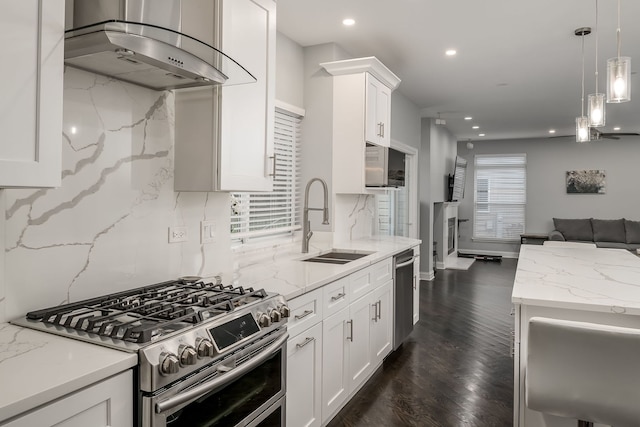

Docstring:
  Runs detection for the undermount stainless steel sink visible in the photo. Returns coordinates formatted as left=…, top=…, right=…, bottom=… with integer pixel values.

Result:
left=302, top=250, right=373, bottom=265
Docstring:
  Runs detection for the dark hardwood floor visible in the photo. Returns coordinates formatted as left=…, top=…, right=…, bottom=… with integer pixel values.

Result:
left=327, top=258, right=517, bottom=427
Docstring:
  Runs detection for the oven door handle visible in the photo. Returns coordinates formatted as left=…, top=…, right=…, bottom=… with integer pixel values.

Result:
left=155, top=332, right=289, bottom=415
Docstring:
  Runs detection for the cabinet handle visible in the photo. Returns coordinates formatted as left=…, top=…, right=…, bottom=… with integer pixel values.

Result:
left=371, top=302, right=378, bottom=322
left=377, top=122, right=383, bottom=137
left=413, top=276, right=416, bottom=290
left=377, top=300, right=382, bottom=320
left=294, top=309, right=314, bottom=320
left=296, top=337, right=315, bottom=349
left=346, top=320, right=353, bottom=342
left=268, top=154, right=277, bottom=178
left=330, top=292, right=345, bottom=302
left=381, top=122, right=385, bottom=138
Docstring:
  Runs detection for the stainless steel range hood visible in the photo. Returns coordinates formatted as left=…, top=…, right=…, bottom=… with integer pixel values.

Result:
left=65, top=0, right=256, bottom=91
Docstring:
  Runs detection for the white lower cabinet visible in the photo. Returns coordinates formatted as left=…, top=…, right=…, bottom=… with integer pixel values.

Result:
left=287, top=322, right=323, bottom=427
left=4, top=370, right=133, bottom=427
left=370, top=280, right=393, bottom=365
left=287, top=257, right=398, bottom=426
left=413, top=255, right=420, bottom=324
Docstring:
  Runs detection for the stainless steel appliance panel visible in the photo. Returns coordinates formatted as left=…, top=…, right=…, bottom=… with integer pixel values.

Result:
left=393, top=249, right=415, bottom=350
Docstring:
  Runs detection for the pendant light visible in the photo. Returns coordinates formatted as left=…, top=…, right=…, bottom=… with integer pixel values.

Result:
left=607, top=0, right=631, bottom=103
left=588, top=0, right=605, bottom=126
left=575, top=27, right=591, bottom=143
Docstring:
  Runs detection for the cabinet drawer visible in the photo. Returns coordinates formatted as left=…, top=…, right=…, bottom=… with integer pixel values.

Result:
left=370, top=258, right=392, bottom=288
left=323, top=277, right=350, bottom=318
left=349, top=267, right=372, bottom=302
left=288, top=288, right=323, bottom=338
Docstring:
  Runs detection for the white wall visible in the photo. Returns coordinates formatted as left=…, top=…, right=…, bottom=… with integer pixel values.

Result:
left=419, top=119, right=457, bottom=277
left=391, top=92, right=421, bottom=151
left=456, top=135, right=640, bottom=255
left=276, top=32, right=304, bottom=108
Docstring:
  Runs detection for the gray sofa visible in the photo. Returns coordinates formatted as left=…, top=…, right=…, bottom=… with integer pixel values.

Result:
left=549, top=218, right=640, bottom=251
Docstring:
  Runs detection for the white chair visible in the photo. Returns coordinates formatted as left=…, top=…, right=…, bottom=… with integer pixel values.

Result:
left=526, top=317, right=640, bottom=427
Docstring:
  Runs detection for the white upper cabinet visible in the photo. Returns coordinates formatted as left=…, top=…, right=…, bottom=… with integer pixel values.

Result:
left=320, top=57, right=400, bottom=194
left=0, top=0, right=64, bottom=188
left=365, top=74, right=391, bottom=147
left=174, top=0, right=275, bottom=192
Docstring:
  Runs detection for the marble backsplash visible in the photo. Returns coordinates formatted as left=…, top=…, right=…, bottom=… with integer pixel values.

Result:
left=0, top=68, right=380, bottom=323
left=2, top=68, right=234, bottom=322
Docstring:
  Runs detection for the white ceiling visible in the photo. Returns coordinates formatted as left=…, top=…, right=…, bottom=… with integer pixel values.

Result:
left=276, top=0, right=640, bottom=142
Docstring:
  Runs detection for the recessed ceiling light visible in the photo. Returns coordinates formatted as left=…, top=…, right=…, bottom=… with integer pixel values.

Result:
left=445, top=49, right=457, bottom=56
left=613, top=127, right=621, bottom=131
left=549, top=129, right=556, bottom=134
left=472, top=125, right=479, bottom=129
left=479, top=133, right=486, bottom=137
left=464, top=116, right=472, bottom=120
left=342, top=18, right=355, bottom=26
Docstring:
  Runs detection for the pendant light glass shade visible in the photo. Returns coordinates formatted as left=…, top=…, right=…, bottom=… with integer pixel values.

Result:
left=588, top=93, right=606, bottom=126
left=606, top=56, right=631, bottom=102
left=576, top=116, right=590, bottom=142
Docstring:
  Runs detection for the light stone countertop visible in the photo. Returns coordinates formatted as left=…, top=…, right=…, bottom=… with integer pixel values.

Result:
left=512, top=245, right=640, bottom=315
left=225, top=235, right=422, bottom=301
left=0, top=235, right=420, bottom=423
left=0, top=323, right=137, bottom=423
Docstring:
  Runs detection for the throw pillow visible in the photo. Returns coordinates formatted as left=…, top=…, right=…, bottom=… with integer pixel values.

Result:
left=591, top=219, right=626, bottom=243
left=625, top=219, right=640, bottom=244
left=552, top=218, right=593, bottom=241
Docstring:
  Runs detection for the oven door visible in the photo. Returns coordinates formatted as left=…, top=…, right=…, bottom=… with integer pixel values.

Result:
left=144, top=332, right=287, bottom=427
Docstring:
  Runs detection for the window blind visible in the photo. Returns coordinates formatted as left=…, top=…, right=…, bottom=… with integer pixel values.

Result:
left=473, top=154, right=526, bottom=241
left=230, top=108, right=302, bottom=241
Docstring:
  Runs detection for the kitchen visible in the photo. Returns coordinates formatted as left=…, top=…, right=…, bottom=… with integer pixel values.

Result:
left=1, top=1, right=422, bottom=426
left=3, top=1, right=640, bottom=426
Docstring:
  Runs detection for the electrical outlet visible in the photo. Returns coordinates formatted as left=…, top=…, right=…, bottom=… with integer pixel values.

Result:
left=169, top=226, right=188, bottom=243
left=201, top=221, right=216, bottom=244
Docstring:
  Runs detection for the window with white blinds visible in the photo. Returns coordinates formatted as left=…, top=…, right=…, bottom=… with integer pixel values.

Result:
left=473, top=154, right=526, bottom=241
left=230, top=108, right=302, bottom=242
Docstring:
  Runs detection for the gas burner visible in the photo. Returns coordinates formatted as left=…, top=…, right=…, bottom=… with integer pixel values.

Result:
left=24, top=278, right=270, bottom=345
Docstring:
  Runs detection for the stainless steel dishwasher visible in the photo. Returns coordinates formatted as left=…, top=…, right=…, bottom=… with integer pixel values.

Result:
left=393, top=248, right=416, bottom=350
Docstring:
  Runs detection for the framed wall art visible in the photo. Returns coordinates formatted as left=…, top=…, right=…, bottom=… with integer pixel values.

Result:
left=566, top=170, right=606, bottom=194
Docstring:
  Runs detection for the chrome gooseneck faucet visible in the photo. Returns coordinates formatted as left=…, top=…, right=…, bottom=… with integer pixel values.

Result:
left=302, top=178, right=329, bottom=253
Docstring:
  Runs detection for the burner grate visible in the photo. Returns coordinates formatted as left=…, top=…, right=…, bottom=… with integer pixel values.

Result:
left=25, top=278, right=268, bottom=344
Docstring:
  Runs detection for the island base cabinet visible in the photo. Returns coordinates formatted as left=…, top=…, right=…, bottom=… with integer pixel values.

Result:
left=287, top=323, right=323, bottom=427
left=3, top=370, right=133, bottom=427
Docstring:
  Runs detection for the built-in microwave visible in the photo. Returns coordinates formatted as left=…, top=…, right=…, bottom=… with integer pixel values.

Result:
left=365, top=144, right=405, bottom=187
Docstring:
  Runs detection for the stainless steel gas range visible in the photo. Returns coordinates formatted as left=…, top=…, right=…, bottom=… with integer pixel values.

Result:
left=13, top=277, right=290, bottom=427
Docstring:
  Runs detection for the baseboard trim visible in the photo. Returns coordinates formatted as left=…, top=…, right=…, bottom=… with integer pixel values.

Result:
left=420, top=271, right=435, bottom=281
left=457, top=249, right=519, bottom=259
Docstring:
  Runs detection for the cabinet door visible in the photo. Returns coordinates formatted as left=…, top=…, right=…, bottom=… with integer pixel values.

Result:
left=321, top=307, right=350, bottom=424
left=4, top=370, right=133, bottom=427
left=347, top=294, right=374, bottom=392
left=370, top=280, right=393, bottom=366
left=219, top=0, right=275, bottom=191
left=364, top=74, right=390, bottom=148
left=287, top=323, right=323, bottom=427
left=0, top=0, right=64, bottom=188
left=413, top=255, right=420, bottom=324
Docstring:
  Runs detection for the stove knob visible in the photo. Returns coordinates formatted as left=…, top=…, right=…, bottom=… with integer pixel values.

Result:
left=279, top=304, right=291, bottom=318
left=269, top=308, right=282, bottom=323
left=179, top=345, right=198, bottom=366
left=159, top=352, right=180, bottom=375
left=257, top=312, right=271, bottom=328
left=195, top=338, right=215, bottom=358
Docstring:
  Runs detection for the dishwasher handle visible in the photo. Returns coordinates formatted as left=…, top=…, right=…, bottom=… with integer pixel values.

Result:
left=395, top=257, right=415, bottom=269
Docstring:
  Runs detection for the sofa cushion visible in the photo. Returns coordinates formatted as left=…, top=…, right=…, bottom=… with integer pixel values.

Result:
left=592, top=219, right=626, bottom=243
left=625, top=219, right=640, bottom=244
left=553, top=218, right=593, bottom=242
